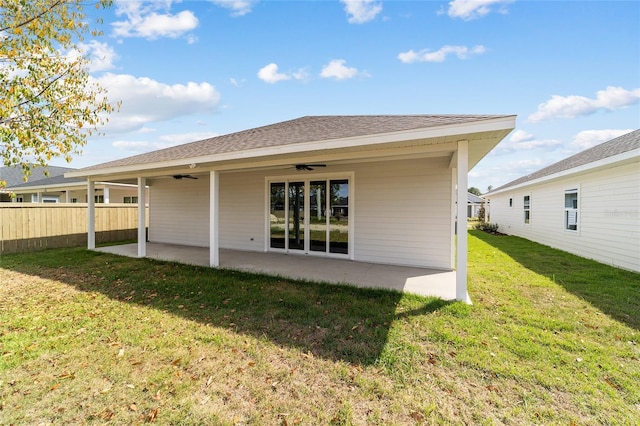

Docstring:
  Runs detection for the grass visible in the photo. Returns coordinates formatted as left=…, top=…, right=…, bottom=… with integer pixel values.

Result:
left=1, top=231, right=639, bottom=425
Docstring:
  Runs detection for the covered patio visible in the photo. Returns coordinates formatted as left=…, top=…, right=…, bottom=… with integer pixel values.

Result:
left=96, top=242, right=460, bottom=300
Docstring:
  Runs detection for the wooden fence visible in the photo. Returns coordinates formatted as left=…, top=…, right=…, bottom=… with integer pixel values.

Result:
left=0, top=204, right=148, bottom=254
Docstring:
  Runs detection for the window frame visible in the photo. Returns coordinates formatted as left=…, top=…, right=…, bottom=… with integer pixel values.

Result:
left=564, top=188, right=579, bottom=232
left=523, top=195, right=531, bottom=224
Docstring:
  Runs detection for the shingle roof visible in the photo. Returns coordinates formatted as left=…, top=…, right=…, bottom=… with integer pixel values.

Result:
left=0, top=165, right=75, bottom=187
left=7, top=174, right=85, bottom=189
left=79, top=114, right=513, bottom=171
left=468, top=192, right=485, bottom=203
left=490, top=129, right=640, bottom=193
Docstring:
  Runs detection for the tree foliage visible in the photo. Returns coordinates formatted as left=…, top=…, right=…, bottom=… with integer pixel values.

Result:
left=468, top=186, right=482, bottom=196
left=0, top=0, right=115, bottom=184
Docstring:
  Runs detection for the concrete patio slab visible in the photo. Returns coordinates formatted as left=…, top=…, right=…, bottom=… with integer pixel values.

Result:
left=96, top=242, right=465, bottom=301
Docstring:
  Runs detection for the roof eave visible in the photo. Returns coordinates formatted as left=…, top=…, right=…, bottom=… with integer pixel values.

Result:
left=66, top=115, right=516, bottom=179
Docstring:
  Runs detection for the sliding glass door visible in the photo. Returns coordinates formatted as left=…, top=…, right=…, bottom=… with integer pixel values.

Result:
left=269, top=177, right=350, bottom=256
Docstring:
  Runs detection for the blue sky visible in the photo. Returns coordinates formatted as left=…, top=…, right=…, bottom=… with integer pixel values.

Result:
left=56, top=0, right=639, bottom=192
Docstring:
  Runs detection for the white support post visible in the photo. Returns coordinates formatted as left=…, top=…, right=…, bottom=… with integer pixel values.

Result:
left=87, top=180, right=95, bottom=249
left=36, top=191, right=43, bottom=203
left=103, top=186, right=110, bottom=204
left=210, top=170, right=220, bottom=267
left=65, top=190, right=71, bottom=203
left=137, top=177, right=146, bottom=258
left=456, top=140, right=471, bottom=304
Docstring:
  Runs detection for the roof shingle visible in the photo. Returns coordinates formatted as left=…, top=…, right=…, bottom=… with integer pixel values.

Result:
left=79, top=114, right=513, bottom=172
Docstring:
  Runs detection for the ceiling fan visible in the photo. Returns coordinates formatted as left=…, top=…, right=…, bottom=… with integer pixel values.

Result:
left=172, top=174, right=198, bottom=180
left=294, top=164, right=326, bottom=171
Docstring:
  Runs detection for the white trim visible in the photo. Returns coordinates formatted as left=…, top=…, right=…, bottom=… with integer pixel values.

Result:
left=137, top=177, right=146, bottom=257
left=210, top=171, right=220, bottom=267
left=87, top=181, right=95, bottom=249
left=456, top=140, right=471, bottom=304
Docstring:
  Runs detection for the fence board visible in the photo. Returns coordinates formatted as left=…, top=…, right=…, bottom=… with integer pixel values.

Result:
left=0, top=204, right=148, bottom=254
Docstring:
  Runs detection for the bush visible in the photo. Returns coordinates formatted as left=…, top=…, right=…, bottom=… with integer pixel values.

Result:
left=474, top=222, right=499, bottom=233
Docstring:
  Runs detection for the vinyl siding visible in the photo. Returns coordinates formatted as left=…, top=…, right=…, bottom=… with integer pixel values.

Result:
left=147, top=156, right=453, bottom=269
left=148, top=177, right=210, bottom=247
left=352, top=157, right=452, bottom=269
left=488, top=161, right=639, bottom=272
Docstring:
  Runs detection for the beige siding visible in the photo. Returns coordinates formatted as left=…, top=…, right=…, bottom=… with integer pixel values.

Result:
left=352, top=157, right=452, bottom=269
left=489, top=161, right=640, bottom=272
left=219, top=171, right=266, bottom=251
left=147, top=157, right=453, bottom=269
left=148, top=178, right=210, bottom=247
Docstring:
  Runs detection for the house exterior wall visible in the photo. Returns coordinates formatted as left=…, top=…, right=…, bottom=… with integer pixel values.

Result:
left=147, top=156, right=453, bottom=269
left=488, top=161, right=639, bottom=272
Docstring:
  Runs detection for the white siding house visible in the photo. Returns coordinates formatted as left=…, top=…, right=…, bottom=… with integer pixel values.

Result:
left=486, top=130, right=640, bottom=272
left=67, top=115, right=516, bottom=302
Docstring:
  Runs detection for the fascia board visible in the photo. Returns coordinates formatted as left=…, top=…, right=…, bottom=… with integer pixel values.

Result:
left=487, top=148, right=640, bottom=197
left=66, top=116, right=516, bottom=179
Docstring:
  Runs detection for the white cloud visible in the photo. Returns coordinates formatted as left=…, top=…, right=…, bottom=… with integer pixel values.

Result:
left=209, top=0, right=257, bottom=17
left=398, top=45, right=485, bottom=63
left=257, top=63, right=307, bottom=84
left=445, top=0, right=513, bottom=21
left=112, top=1, right=199, bottom=40
left=95, top=73, right=221, bottom=133
left=496, top=130, right=562, bottom=153
left=77, top=41, right=118, bottom=72
left=528, top=86, right=640, bottom=123
left=341, top=0, right=383, bottom=24
left=257, top=63, right=291, bottom=84
left=570, top=129, right=634, bottom=151
left=320, top=59, right=364, bottom=80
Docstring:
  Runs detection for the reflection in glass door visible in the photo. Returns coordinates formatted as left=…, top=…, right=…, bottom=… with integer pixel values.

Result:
left=288, top=182, right=305, bottom=250
left=269, top=178, right=349, bottom=256
left=329, top=179, right=349, bottom=254
left=310, top=181, right=327, bottom=252
left=270, top=182, right=286, bottom=249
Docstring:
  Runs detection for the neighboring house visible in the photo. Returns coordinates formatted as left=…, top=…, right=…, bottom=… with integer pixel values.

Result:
left=67, top=115, right=517, bottom=302
left=0, top=165, right=74, bottom=202
left=467, top=192, right=485, bottom=218
left=486, top=129, right=639, bottom=272
left=6, top=174, right=143, bottom=204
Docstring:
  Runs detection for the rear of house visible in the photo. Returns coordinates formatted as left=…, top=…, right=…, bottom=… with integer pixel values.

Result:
left=487, top=130, right=640, bottom=272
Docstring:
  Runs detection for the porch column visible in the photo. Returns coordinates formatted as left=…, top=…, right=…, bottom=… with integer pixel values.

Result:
left=103, top=186, right=110, bottom=204
left=137, top=177, right=146, bottom=257
left=87, top=180, right=95, bottom=249
left=456, top=140, right=471, bottom=304
left=65, top=190, right=71, bottom=203
left=210, top=170, right=219, bottom=267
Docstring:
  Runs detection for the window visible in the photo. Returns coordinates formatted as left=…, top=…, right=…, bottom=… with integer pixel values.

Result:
left=123, top=196, right=138, bottom=204
left=95, top=195, right=104, bottom=203
left=524, top=195, right=530, bottom=224
left=564, top=189, right=578, bottom=231
left=509, top=198, right=513, bottom=207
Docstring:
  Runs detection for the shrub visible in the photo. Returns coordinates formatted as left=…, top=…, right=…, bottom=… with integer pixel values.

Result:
left=474, top=222, right=499, bottom=233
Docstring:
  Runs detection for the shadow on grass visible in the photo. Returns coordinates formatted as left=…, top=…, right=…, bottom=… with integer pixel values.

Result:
left=0, top=247, right=452, bottom=365
left=471, top=230, right=640, bottom=330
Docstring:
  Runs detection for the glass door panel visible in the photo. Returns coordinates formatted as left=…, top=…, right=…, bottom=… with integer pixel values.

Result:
left=270, top=182, right=286, bottom=249
left=329, top=179, right=349, bottom=254
left=309, top=181, right=327, bottom=252
left=288, top=182, right=305, bottom=250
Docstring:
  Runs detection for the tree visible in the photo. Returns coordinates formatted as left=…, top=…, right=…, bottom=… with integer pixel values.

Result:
left=468, top=186, right=482, bottom=196
left=487, top=185, right=493, bottom=192
left=0, top=0, right=115, bottom=186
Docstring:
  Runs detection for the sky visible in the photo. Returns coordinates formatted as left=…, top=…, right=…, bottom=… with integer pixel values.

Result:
left=50, top=0, right=639, bottom=192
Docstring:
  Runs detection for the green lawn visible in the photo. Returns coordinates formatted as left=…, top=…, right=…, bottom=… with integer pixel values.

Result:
left=1, top=231, right=638, bottom=425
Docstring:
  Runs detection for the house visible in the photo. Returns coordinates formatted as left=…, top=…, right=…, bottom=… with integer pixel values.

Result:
left=0, top=165, right=74, bottom=202
left=486, top=129, right=639, bottom=272
left=66, top=115, right=516, bottom=302
left=467, top=192, right=486, bottom=219
left=5, top=174, right=143, bottom=204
